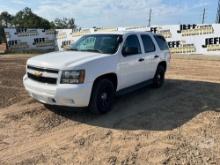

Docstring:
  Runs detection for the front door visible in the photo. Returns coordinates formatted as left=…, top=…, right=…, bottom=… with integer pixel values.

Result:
left=117, top=34, right=146, bottom=90
left=140, top=34, right=160, bottom=80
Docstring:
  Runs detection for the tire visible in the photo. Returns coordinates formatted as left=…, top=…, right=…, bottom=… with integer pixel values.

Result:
left=89, top=79, right=115, bottom=114
left=152, top=65, right=165, bottom=88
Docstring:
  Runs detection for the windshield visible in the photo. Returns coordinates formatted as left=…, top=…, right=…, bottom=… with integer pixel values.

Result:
left=69, top=34, right=122, bottom=54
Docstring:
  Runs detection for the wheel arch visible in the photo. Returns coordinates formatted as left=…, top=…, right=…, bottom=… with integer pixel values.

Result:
left=92, top=73, right=118, bottom=91
left=158, top=61, right=167, bottom=71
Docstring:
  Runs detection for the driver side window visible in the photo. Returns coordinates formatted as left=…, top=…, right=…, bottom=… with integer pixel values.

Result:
left=122, top=35, right=142, bottom=56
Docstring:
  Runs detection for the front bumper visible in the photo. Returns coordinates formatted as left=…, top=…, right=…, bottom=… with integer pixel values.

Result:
left=23, top=75, right=93, bottom=107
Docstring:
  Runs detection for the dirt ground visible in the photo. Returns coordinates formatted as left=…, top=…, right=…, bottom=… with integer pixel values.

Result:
left=0, top=54, right=220, bottom=165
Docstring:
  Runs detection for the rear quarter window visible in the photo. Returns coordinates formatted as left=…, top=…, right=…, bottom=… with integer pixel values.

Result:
left=141, top=35, right=155, bottom=53
left=154, top=35, right=169, bottom=51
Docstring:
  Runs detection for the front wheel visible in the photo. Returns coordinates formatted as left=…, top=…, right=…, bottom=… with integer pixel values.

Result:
left=152, top=65, right=165, bottom=88
left=89, top=79, right=115, bottom=114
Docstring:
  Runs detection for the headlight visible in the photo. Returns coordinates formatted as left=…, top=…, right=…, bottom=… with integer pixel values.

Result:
left=60, top=70, right=85, bottom=84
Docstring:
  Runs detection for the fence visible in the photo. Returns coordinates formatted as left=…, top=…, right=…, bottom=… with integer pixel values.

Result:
left=4, top=24, right=220, bottom=55
left=4, top=28, right=56, bottom=52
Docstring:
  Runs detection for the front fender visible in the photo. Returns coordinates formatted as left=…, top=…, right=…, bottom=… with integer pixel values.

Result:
left=74, top=55, right=118, bottom=83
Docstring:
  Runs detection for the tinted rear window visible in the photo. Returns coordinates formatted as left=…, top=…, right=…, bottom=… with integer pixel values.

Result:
left=154, top=35, right=169, bottom=51
left=141, top=35, right=155, bottom=53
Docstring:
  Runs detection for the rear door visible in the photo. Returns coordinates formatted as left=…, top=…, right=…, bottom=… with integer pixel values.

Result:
left=140, top=34, right=160, bottom=79
left=154, top=35, right=171, bottom=65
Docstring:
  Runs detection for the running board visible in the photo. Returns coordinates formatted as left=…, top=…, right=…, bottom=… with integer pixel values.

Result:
left=116, top=79, right=153, bottom=96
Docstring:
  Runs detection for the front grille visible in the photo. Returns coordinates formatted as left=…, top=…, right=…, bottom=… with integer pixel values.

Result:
left=27, top=65, right=59, bottom=74
left=28, top=73, right=57, bottom=84
left=27, top=65, right=59, bottom=85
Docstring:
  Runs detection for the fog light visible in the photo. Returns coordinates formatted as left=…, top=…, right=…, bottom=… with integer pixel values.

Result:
left=61, top=99, right=75, bottom=105
left=48, top=98, right=56, bottom=103
left=67, top=99, right=75, bottom=104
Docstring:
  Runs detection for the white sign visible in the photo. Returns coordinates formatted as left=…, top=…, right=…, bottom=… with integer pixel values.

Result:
left=4, top=24, right=220, bottom=55
left=146, top=24, right=220, bottom=55
left=4, top=28, right=56, bottom=51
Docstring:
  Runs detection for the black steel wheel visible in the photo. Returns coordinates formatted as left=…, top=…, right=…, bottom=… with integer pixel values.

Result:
left=89, top=79, right=115, bottom=114
left=152, top=65, right=165, bottom=88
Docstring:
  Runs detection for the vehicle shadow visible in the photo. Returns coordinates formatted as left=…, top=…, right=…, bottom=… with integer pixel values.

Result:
left=46, top=79, right=220, bottom=131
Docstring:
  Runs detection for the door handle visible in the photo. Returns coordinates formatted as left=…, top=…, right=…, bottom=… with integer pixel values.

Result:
left=138, top=58, right=145, bottom=62
left=154, top=55, right=159, bottom=59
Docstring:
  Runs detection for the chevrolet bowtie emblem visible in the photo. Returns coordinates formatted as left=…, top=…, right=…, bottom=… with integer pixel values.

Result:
left=33, top=71, right=43, bottom=77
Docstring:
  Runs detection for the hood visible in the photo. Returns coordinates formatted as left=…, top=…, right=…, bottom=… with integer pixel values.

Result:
left=27, top=51, right=106, bottom=69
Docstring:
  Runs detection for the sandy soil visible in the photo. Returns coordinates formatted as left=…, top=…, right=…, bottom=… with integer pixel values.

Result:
left=0, top=54, right=220, bottom=164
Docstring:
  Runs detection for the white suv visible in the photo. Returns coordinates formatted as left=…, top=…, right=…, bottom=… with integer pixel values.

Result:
left=23, top=31, right=170, bottom=114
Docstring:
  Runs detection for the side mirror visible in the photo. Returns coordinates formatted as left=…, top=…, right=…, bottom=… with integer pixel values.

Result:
left=122, top=47, right=139, bottom=56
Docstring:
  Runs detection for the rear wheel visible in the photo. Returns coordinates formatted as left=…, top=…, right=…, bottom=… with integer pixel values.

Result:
left=89, top=79, right=115, bottom=114
left=152, top=65, right=165, bottom=88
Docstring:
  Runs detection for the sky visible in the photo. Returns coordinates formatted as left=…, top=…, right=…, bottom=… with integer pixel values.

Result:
left=0, top=0, right=219, bottom=28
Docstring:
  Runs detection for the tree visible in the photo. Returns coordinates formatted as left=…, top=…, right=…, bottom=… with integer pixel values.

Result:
left=67, top=18, right=77, bottom=29
left=0, top=12, right=13, bottom=44
left=0, top=11, right=14, bottom=27
left=0, top=8, right=79, bottom=29
left=52, top=17, right=77, bottom=29
left=12, top=7, right=51, bottom=29
left=0, top=26, right=5, bottom=43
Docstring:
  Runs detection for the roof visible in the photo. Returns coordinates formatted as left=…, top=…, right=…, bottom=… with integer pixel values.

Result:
left=89, top=31, right=155, bottom=35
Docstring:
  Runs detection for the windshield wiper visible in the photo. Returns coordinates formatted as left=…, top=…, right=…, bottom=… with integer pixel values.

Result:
left=81, top=49, right=103, bottom=54
left=67, top=48, right=79, bottom=51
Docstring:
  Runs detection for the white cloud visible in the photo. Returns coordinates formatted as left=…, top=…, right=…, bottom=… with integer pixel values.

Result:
left=11, top=0, right=26, bottom=5
left=33, top=0, right=211, bottom=27
left=1, top=0, right=214, bottom=27
left=0, top=5, right=17, bottom=15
